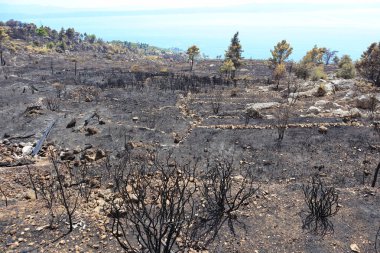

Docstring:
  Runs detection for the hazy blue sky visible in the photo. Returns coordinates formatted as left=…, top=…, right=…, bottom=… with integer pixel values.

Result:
left=1, top=0, right=379, bottom=60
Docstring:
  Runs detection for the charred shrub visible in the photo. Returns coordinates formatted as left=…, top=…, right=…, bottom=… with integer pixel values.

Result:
left=302, top=177, right=340, bottom=236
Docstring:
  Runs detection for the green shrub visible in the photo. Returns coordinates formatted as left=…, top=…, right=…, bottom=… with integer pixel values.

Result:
left=295, top=62, right=313, bottom=80
left=336, top=55, right=355, bottom=79
left=311, top=65, right=327, bottom=81
left=46, top=42, right=55, bottom=49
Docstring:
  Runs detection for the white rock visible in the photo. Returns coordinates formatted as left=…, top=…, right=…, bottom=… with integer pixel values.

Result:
left=246, top=102, right=280, bottom=110
left=22, top=145, right=33, bottom=156
left=314, top=100, right=332, bottom=107
left=332, top=109, right=350, bottom=117
left=307, top=106, right=322, bottom=114
left=349, top=108, right=362, bottom=118
left=350, top=243, right=360, bottom=252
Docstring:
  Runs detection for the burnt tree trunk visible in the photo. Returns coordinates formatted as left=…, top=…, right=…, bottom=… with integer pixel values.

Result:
left=372, top=162, right=380, bottom=187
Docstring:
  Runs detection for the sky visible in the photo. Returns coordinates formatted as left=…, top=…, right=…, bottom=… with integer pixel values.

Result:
left=1, top=0, right=380, bottom=60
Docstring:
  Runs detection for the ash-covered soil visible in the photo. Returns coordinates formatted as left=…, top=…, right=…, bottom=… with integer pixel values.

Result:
left=0, top=52, right=379, bottom=253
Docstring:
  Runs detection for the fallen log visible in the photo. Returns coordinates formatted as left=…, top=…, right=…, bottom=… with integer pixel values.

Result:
left=371, top=162, right=380, bottom=187
left=8, top=133, right=35, bottom=140
left=31, top=119, right=57, bottom=156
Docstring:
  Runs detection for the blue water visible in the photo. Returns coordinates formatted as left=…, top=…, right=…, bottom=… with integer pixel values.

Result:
left=1, top=2, right=379, bottom=60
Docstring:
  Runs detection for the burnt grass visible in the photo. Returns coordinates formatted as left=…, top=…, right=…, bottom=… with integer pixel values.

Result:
left=0, top=51, right=379, bottom=253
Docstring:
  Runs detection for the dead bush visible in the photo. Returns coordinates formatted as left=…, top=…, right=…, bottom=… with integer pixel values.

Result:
left=108, top=153, right=198, bottom=253
left=193, top=157, right=258, bottom=246
left=302, top=177, right=340, bottom=236
left=44, top=96, right=60, bottom=111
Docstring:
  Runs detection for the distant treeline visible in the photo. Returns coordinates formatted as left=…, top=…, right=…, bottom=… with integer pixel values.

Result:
left=0, top=19, right=184, bottom=59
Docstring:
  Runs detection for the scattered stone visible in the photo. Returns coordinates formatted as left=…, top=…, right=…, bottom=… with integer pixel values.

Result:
left=349, top=108, right=362, bottom=118
left=132, top=116, right=139, bottom=122
left=356, top=95, right=377, bottom=110
left=307, top=106, right=321, bottom=115
left=350, top=243, right=360, bottom=252
left=66, top=118, right=76, bottom=128
left=86, top=127, right=99, bottom=135
left=85, top=95, right=93, bottom=102
left=246, top=102, right=280, bottom=111
left=318, top=126, right=328, bottom=134
left=95, top=149, right=106, bottom=160
left=332, top=109, right=350, bottom=118
left=314, top=100, right=332, bottom=107
left=60, top=150, right=75, bottom=161
left=24, top=189, right=36, bottom=200
left=89, top=178, right=101, bottom=188
left=36, top=225, right=49, bottom=231
left=22, top=145, right=33, bottom=156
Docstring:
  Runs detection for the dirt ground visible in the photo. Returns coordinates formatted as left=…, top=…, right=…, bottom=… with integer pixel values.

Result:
left=0, top=51, right=379, bottom=253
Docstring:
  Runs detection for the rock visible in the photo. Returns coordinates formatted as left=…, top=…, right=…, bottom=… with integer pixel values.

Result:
left=314, top=100, right=332, bottom=107
left=83, top=152, right=96, bottom=162
left=318, top=126, right=328, bottom=134
left=85, top=95, right=93, bottom=102
left=83, top=144, right=93, bottom=150
left=83, top=149, right=105, bottom=162
left=307, top=106, right=321, bottom=114
left=10, top=241, right=19, bottom=249
left=349, top=108, right=362, bottom=118
left=356, top=95, right=377, bottom=110
left=233, top=175, right=245, bottom=181
left=350, top=243, right=360, bottom=252
left=173, top=133, right=181, bottom=143
left=332, top=109, right=350, bottom=118
left=66, top=118, right=76, bottom=128
left=36, top=225, right=49, bottom=231
left=60, top=150, right=75, bottom=161
left=245, top=107, right=262, bottom=119
left=86, top=127, right=99, bottom=135
left=344, top=90, right=355, bottom=99
left=24, top=189, right=36, bottom=200
left=332, top=79, right=355, bottom=90
left=22, top=145, right=33, bottom=156
left=315, top=85, right=327, bottom=97
left=132, top=117, right=139, bottom=122
left=246, top=102, right=280, bottom=111
left=95, top=149, right=106, bottom=160
left=98, top=118, right=106, bottom=125
left=89, top=178, right=101, bottom=188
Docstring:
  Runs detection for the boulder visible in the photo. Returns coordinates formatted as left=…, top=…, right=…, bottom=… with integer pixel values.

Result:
left=246, top=102, right=280, bottom=111
left=356, top=95, right=377, bottom=110
left=332, top=79, right=355, bottom=91
left=332, top=109, right=350, bottom=118
left=22, top=145, right=33, bottom=156
left=349, top=108, right=362, bottom=118
left=307, top=106, right=321, bottom=115
left=314, top=100, right=333, bottom=108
